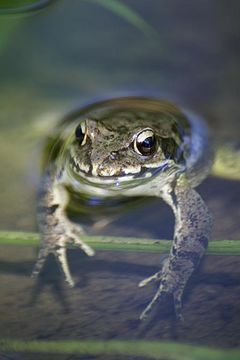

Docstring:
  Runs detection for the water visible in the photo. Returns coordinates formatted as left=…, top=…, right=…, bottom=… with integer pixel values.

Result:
left=0, top=1, right=240, bottom=358
left=0, top=0, right=55, bottom=15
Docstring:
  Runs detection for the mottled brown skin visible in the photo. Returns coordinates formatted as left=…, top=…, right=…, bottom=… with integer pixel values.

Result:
left=32, top=97, right=213, bottom=320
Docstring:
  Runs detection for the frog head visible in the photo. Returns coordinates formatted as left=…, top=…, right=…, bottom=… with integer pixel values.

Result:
left=65, top=99, right=190, bottom=189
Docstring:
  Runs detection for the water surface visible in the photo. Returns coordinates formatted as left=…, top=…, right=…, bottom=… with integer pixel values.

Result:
left=0, top=1, right=240, bottom=358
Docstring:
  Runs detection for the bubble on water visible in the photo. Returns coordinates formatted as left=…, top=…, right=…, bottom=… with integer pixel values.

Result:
left=0, top=0, right=56, bottom=15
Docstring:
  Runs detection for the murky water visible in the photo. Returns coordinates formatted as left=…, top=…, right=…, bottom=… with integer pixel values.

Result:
left=0, top=1, right=240, bottom=359
left=0, top=0, right=55, bottom=15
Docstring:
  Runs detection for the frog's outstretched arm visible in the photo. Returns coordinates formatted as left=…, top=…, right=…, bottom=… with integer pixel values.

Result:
left=139, top=180, right=212, bottom=321
left=31, top=168, right=95, bottom=286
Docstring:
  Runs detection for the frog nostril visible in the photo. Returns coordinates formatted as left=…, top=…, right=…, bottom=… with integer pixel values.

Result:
left=110, top=151, right=118, bottom=160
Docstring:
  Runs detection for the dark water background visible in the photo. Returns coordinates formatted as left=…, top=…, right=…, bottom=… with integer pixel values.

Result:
left=0, top=1, right=240, bottom=358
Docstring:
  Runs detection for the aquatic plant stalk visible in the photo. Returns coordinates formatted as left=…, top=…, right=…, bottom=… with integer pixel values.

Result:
left=0, top=231, right=239, bottom=255
left=0, top=339, right=240, bottom=360
left=87, top=0, right=156, bottom=36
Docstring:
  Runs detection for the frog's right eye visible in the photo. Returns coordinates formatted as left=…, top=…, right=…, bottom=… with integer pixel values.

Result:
left=75, top=122, right=87, bottom=145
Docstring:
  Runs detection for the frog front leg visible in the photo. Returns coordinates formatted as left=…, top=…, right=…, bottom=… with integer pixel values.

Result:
left=31, top=168, right=95, bottom=286
left=139, top=181, right=212, bottom=321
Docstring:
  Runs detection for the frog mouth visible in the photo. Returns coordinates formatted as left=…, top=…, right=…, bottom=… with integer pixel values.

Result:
left=68, top=153, right=176, bottom=189
left=69, top=154, right=140, bottom=185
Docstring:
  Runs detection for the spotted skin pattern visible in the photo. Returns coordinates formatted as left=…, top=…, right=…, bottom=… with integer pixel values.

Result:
left=32, top=97, right=213, bottom=320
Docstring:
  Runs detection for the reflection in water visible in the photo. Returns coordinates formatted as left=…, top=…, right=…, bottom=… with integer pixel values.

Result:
left=32, top=96, right=213, bottom=321
left=0, top=0, right=56, bottom=15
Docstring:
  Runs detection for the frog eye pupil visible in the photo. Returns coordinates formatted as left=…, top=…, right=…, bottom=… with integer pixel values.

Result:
left=137, top=136, right=156, bottom=155
left=75, top=124, right=85, bottom=145
left=135, top=130, right=157, bottom=156
left=142, top=137, right=154, bottom=148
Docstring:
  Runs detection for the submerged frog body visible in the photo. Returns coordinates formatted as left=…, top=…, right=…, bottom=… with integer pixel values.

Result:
left=32, top=97, right=213, bottom=320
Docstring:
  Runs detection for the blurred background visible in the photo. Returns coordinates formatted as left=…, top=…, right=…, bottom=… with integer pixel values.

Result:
left=0, top=0, right=240, bottom=352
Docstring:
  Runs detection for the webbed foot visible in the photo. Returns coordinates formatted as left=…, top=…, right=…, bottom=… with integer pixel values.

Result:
left=139, top=269, right=184, bottom=321
left=31, top=221, right=95, bottom=287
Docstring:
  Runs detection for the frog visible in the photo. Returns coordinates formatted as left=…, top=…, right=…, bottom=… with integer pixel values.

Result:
left=31, top=96, right=214, bottom=321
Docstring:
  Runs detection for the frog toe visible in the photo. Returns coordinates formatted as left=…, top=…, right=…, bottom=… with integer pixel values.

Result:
left=68, top=234, right=95, bottom=256
left=139, top=286, right=166, bottom=320
left=138, top=271, right=161, bottom=287
left=55, top=245, right=75, bottom=287
left=31, top=247, right=49, bottom=279
left=173, top=288, right=184, bottom=322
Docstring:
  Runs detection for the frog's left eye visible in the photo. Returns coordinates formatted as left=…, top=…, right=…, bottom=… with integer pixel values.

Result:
left=133, top=129, right=157, bottom=156
left=75, top=122, right=87, bottom=146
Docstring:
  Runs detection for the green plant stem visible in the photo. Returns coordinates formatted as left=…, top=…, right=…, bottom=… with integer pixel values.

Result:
left=0, top=231, right=239, bottom=255
left=87, top=0, right=156, bottom=36
left=0, top=339, right=239, bottom=360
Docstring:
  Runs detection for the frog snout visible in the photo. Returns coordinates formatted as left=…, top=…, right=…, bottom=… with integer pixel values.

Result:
left=98, top=167, right=119, bottom=177
left=97, top=160, right=122, bottom=177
